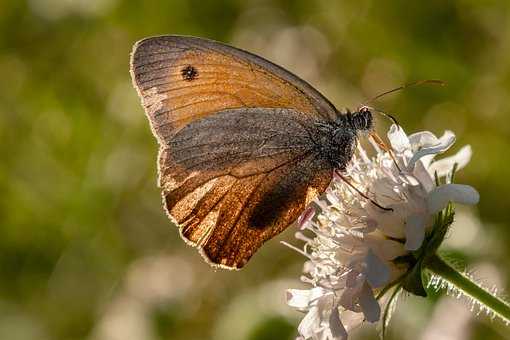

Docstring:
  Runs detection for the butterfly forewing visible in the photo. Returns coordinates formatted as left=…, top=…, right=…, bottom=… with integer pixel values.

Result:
left=130, top=35, right=337, bottom=141
left=130, top=35, right=338, bottom=269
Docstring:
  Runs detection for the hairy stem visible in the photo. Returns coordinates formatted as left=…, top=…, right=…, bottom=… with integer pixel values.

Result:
left=425, top=254, right=510, bottom=325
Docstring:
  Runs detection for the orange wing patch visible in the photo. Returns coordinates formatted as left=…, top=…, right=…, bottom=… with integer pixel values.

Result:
left=130, top=36, right=335, bottom=142
left=164, top=153, right=331, bottom=269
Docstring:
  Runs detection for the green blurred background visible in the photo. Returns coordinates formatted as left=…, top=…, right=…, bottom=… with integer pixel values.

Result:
left=1, top=1, right=510, bottom=339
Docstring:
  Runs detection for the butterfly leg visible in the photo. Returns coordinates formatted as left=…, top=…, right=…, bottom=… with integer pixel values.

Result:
left=369, top=132, right=402, bottom=172
left=334, top=170, right=393, bottom=211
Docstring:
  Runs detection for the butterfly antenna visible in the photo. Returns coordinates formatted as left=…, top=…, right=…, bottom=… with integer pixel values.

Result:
left=371, top=107, right=400, bottom=127
left=365, top=79, right=446, bottom=104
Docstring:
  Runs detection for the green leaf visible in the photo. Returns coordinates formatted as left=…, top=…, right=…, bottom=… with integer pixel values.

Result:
left=402, top=261, right=427, bottom=297
left=380, top=285, right=403, bottom=339
left=449, top=162, right=459, bottom=183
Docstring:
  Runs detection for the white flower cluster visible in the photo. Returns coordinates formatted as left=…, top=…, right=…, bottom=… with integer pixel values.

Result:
left=286, top=125, right=479, bottom=340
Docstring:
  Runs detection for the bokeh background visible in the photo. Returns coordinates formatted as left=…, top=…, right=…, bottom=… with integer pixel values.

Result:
left=1, top=1, right=510, bottom=339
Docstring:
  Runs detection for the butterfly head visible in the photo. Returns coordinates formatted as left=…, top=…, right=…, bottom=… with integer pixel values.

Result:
left=350, top=106, right=374, bottom=132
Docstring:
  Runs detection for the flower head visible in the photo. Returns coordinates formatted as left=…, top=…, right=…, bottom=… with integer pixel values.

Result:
left=286, top=125, right=479, bottom=340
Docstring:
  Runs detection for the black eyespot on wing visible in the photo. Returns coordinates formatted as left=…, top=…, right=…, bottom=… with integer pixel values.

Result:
left=181, top=65, right=198, bottom=81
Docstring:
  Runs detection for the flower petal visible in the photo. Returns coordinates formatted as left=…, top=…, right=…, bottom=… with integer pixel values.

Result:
left=359, top=282, right=381, bottom=322
left=329, top=307, right=348, bottom=340
left=408, top=130, right=439, bottom=148
left=368, top=204, right=406, bottom=238
left=340, top=310, right=365, bottom=331
left=371, top=177, right=402, bottom=203
left=298, top=206, right=316, bottom=230
left=437, top=130, right=456, bottom=146
left=407, top=131, right=456, bottom=171
left=387, top=125, right=410, bottom=152
left=364, top=249, right=391, bottom=288
left=404, top=214, right=426, bottom=250
left=298, top=306, right=321, bottom=339
left=339, top=280, right=363, bottom=312
left=286, top=288, right=326, bottom=308
left=412, top=160, right=435, bottom=191
left=428, top=145, right=472, bottom=178
left=364, top=236, right=407, bottom=260
left=345, top=270, right=362, bottom=288
left=427, top=184, right=480, bottom=214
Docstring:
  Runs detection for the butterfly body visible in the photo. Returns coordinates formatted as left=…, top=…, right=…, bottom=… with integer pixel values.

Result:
left=311, top=109, right=373, bottom=171
left=130, top=35, right=374, bottom=269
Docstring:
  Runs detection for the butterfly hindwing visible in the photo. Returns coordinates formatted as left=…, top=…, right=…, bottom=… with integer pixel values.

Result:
left=160, top=108, right=332, bottom=268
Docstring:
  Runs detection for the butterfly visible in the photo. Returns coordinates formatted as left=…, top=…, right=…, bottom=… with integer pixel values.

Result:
left=130, top=35, right=376, bottom=269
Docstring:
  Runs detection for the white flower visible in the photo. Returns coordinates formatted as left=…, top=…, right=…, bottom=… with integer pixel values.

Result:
left=286, top=125, right=479, bottom=340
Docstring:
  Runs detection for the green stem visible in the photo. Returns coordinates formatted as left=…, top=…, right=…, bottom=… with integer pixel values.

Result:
left=425, top=254, right=510, bottom=325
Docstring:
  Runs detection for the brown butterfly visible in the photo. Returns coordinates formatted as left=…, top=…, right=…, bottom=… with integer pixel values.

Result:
left=130, top=35, right=376, bottom=269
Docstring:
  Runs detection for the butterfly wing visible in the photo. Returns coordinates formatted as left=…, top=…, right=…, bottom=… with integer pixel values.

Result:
left=130, top=35, right=337, bottom=142
left=130, top=35, right=337, bottom=268
left=162, top=108, right=332, bottom=269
